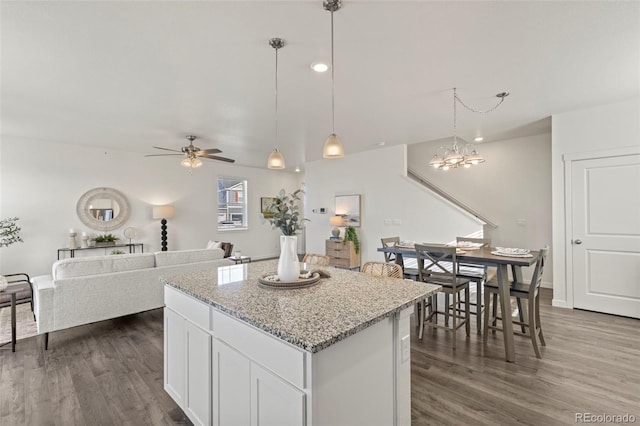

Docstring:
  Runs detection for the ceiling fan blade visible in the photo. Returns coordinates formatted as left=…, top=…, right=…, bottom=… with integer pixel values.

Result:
left=144, top=154, right=184, bottom=157
left=201, top=154, right=236, bottom=163
left=152, top=146, right=183, bottom=153
left=196, top=148, right=222, bottom=155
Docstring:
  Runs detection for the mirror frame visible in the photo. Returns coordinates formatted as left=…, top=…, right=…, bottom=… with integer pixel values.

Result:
left=76, top=187, right=131, bottom=231
left=335, top=194, right=361, bottom=227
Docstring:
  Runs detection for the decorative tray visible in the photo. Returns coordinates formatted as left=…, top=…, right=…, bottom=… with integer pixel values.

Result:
left=258, top=272, right=321, bottom=289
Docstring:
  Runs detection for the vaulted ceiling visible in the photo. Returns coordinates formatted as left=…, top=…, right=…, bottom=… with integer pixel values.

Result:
left=2, top=1, right=638, bottom=170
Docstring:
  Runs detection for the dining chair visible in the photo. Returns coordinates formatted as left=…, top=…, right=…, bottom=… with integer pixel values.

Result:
left=483, top=246, right=549, bottom=358
left=455, top=237, right=495, bottom=334
left=415, top=244, right=470, bottom=349
left=361, top=261, right=403, bottom=279
left=302, top=253, right=331, bottom=266
left=381, top=237, right=419, bottom=280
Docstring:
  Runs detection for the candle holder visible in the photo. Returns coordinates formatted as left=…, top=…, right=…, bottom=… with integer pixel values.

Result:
left=69, top=232, right=78, bottom=249
left=81, top=235, right=89, bottom=248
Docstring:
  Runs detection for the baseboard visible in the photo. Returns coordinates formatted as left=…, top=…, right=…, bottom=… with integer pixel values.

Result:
left=552, top=299, right=570, bottom=308
left=541, top=280, right=553, bottom=289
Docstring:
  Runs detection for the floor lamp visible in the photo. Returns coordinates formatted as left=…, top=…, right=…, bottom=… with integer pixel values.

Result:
left=152, top=205, right=175, bottom=251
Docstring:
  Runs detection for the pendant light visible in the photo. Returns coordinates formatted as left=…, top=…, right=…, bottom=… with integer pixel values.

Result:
left=323, top=0, right=344, bottom=159
left=429, top=88, right=508, bottom=171
left=267, top=38, right=286, bottom=169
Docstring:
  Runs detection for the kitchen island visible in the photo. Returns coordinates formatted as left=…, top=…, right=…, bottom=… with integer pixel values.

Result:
left=162, top=259, right=439, bottom=426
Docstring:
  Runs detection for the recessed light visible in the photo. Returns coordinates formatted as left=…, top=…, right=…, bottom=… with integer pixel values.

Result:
left=474, top=136, right=484, bottom=142
left=311, top=62, right=329, bottom=73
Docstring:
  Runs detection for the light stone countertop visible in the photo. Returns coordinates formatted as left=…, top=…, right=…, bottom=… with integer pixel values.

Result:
left=161, top=259, right=440, bottom=353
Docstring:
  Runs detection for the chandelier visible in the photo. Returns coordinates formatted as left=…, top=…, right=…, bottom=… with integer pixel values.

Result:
left=429, top=88, right=509, bottom=170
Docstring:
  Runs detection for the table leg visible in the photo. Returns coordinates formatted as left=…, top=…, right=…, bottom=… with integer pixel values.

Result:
left=497, top=264, right=515, bottom=362
left=11, top=293, right=17, bottom=352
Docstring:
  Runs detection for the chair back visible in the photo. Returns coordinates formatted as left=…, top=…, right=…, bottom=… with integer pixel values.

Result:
left=302, top=253, right=330, bottom=266
left=456, top=236, right=491, bottom=247
left=529, top=246, right=549, bottom=293
left=381, top=237, right=400, bottom=263
left=361, top=261, right=403, bottom=279
left=415, top=244, right=458, bottom=285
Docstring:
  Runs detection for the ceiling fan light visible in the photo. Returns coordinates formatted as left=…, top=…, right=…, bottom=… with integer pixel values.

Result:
left=191, top=157, right=202, bottom=168
left=323, top=133, right=344, bottom=158
left=181, top=157, right=192, bottom=168
left=267, top=148, right=286, bottom=169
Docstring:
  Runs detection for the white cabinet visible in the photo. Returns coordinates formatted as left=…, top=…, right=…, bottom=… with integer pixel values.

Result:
left=251, top=363, right=306, bottom=426
left=212, top=339, right=251, bottom=426
left=164, top=307, right=185, bottom=407
left=185, top=321, right=212, bottom=426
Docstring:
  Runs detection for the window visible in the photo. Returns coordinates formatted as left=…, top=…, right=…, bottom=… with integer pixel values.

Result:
left=218, top=177, right=248, bottom=230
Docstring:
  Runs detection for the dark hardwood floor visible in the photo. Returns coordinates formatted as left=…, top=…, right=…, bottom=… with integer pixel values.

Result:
left=1, top=289, right=638, bottom=425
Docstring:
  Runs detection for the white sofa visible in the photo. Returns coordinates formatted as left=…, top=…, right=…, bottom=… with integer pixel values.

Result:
left=31, top=248, right=231, bottom=348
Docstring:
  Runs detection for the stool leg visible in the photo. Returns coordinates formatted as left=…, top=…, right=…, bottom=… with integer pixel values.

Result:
left=483, top=288, right=491, bottom=344
left=465, top=286, right=470, bottom=337
left=451, top=292, right=457, bottom=350
left=491, top=293, right=498, bottom=334
left=45, top=332, right=49, bottom=350
left=528, top=297, right=541, bottom=358
left=536, top=293, right=546, bottom=346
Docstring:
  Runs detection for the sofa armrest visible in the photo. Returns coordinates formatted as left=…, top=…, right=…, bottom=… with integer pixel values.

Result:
left=31, top=275, right=55, bottom=333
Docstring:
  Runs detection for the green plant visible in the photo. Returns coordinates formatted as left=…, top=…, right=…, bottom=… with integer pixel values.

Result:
left=0, top=217, right=23, bottom=247
left=110, top=249, right=125, bottom=255
left=343, top=226, right=360, bottom=254
left=263, top=188, right=309, bottom=236
left=94, top=233, right=119, bottom=243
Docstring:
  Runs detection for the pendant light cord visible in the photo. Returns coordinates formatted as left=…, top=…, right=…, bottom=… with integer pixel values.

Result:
left=453, top=88, right=458, bottom=150
left=275, top=44, right=279, bottom=145
left=331, top=9, right=335, bottom=134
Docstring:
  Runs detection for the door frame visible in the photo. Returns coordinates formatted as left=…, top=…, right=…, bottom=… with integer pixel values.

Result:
left=563, top=145, right=640, bottom=309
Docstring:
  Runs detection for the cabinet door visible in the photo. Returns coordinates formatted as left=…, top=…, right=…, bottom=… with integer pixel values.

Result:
left=251, top=363, right=306, bottom=426
left=164, top=308, right=185, bottom=407
left=212, top=339, right=251, bottom=426
left=184, top=321, right=212, bottom=426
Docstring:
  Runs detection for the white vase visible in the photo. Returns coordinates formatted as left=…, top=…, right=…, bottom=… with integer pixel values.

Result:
left=277, top=235, right=300, bottom=282
left=0, top=275, right=7, bottom=292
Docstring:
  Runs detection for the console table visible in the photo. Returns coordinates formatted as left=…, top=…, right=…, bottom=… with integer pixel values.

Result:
left=57, top=243, right=144, bottom=260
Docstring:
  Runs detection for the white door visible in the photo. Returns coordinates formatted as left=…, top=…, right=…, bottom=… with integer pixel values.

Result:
left=184, top=322, right=212, bottom=426
left=164, top=308, right=185, bottom=406
left=571, top=153, right=640, bottom=318
left=250, top=363, right=306, bottom=426
left=212, top=339, right=251, bottom=426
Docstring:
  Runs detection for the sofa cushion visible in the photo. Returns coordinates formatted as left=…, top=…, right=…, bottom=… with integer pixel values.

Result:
left=52, top=253, right=156, bottom=280
left=155, top=248, right=224, bottom=267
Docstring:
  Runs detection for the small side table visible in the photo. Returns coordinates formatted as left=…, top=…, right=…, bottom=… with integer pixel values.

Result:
left=229, top=256, right=251, bottom=264
left=0, top=287, right=21, bottom=352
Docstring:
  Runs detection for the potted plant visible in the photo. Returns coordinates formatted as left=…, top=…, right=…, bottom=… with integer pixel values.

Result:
left=93, top=233, right=119, bottom=247
left=262, top=188, right=309, bottom=281
left=0, top=217, right=23, bottom=291
left=343, top=225, right=360, bottom=254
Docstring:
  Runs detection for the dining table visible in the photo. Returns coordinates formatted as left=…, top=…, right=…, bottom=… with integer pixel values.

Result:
left=377, top=244, right=541, bottom=362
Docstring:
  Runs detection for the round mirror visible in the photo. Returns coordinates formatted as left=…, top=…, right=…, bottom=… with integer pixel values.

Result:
left=77, top=187, right=130, bottom=231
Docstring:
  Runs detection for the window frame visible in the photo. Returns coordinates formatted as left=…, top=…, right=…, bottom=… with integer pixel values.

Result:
left=217, top=176, right=248, bottom=231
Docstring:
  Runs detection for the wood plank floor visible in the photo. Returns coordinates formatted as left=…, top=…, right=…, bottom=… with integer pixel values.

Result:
left=1, top=289, right=638, bottom=425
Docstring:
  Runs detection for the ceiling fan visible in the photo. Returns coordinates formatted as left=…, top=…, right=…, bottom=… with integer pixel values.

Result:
left=145, top=135, right=235, bottom=168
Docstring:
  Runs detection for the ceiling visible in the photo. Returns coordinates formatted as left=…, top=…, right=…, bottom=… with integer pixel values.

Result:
left=2, top=1, right=639, bottom=171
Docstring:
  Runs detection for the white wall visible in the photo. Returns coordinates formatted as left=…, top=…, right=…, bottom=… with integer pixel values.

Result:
left=551, top=98, right=640, bottom=307
left=0, top=136, right=299, bottom=276
left=407, top=133, right=553, bottom=286
left=304, top=144, right=483, bottom=265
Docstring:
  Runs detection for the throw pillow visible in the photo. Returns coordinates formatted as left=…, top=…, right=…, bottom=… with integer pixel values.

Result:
left=207, top=240, right=222, bottom=250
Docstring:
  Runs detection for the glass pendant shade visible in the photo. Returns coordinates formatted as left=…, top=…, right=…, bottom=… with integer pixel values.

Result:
left=267, top=148, right=285, bottom=169
left=323, top=133, right=344, bottom=158
left=429, top=154, right=444, bottom=169
left=191, top=157, right=202, bottom=168
left=181, top=157, right=191, bottom=168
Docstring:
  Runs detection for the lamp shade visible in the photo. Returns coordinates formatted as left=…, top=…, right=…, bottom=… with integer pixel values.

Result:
left=267, top=148, right=285, bottom=169
left=323, top=133, right=344, bottom=158
left=330, top=215, right=345, bottom=226
left=153, top=205, right=175, bottom=219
